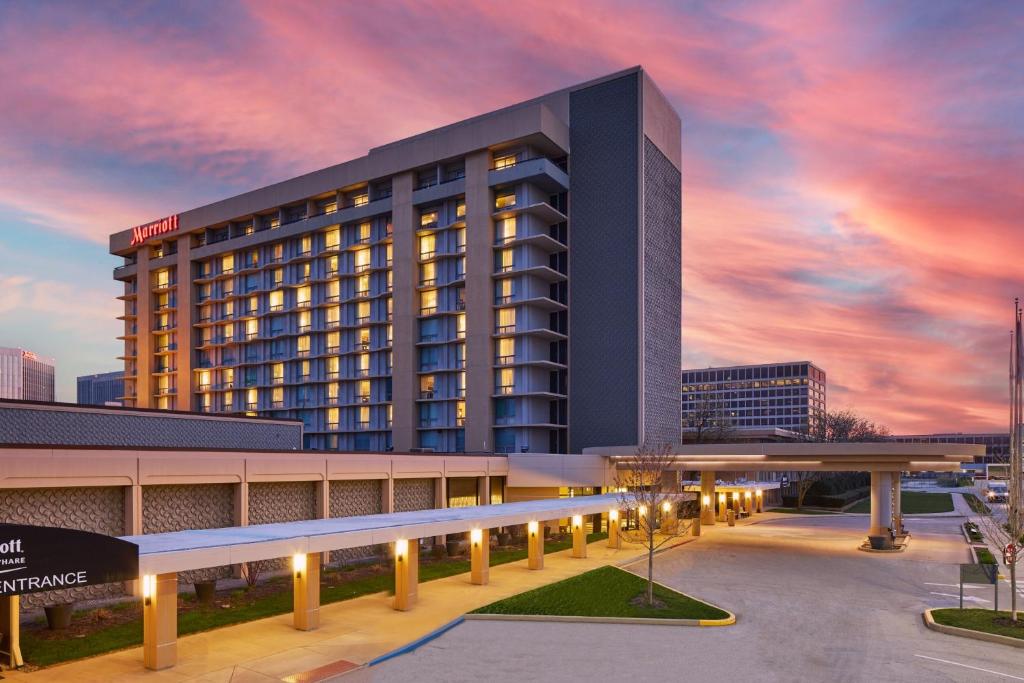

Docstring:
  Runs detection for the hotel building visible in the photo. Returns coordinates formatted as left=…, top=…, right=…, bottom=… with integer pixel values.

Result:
left=682, top=361, right=826, bottom=436
left=109, top=67, right=682, bottom=454
left=890, top=432, right=1008, bottom=465
left=0, top=347, right=55, bottom=402
left=77, top=370, right=125, bottom=406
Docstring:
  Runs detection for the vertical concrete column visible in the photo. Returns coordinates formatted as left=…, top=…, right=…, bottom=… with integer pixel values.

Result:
left=527, top=521, right=544, bottom=570
left=382, top=477, right=394, bottom=513
left=660, top=502, right=678, bottom=534
left=893, top=475, right=903, bottom=533
left=143, top=572, right=178, bottom=670
left=731, top=493, right=740, bottom=517
left=717, top=492, right=727, bottom=522
left=571, top=515, right=587, bottom=558
left=464, top=149, right=495, bottom=452
left=477, top=475, right=490, bottom=505
left=233, top=482, right=249, bottom=579
left=743, top=491, right=753, bottom=515
left=390, top=171, right=417, bottom=452
left=869, top=471, right=894, bottom=537
left=756, top=489, right=764, bottom=513
left=174, top=237, right=193, bottom=405
left=316, top=480, right=330, bottom=565
left=607, top=509, right=622, bottom=548
left=434, top=477, right=447, bottom=547
left=393, top=538, right=419, bottom=611
left=135, top=248, right=153, bottom=405
left=293, top=552, right=320, bottom=631
left=124, top=484, right=143, bottom=595
left=700, top=471, right=716, bottom=525
left=0, top=595, right=23, bottom=668
left=470, top=528, right=490, bottom=585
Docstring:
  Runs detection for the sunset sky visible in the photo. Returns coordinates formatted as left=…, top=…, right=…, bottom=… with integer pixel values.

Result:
left=0, top=1, right=1021, bottom=433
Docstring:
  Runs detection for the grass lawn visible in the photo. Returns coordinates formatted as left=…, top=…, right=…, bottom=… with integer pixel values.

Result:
left=932, top=608, right=1024, bottom=640
left=470, top=565, right=729, bottom=620
left=19, top=532, right=606, bottom=667
left=846, top=491, right=953, bottom=515
left=962, top=492, right=991, bottom=515
left=768, top=507, right=840, bottom=515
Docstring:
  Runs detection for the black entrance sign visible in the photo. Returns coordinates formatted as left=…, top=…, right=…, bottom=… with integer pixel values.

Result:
left=0, top=524, right=138, bottom=597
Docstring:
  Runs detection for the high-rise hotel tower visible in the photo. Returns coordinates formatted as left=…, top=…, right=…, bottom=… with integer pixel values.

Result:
left=110, top=67, right=681, bottom=453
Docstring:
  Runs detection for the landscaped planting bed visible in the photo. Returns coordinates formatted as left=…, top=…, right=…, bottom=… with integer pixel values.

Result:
left=932, top=609, right=1024, bottom=641
left=846, top=491, right=953, bottom=515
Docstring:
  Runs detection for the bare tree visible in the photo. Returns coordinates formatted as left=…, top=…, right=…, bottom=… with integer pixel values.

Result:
left=793, top=409, right=892, bottom=510
left=683, top=394, right=737, bottom=444
left=614, top=443, right=692, bottom=606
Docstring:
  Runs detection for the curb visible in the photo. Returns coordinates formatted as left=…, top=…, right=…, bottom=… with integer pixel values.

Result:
left=366, top=616, right=465, bottom=667
left=463, top=611, right=735, bottom=627
left=922, top=609, right=1024, bottom=649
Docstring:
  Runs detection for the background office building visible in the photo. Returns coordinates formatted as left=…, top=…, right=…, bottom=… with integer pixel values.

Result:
left=0, top=347, right=55, bottom=401
left=890, top=432, right=1008, bottom=465
left=77, top=370, right=126, bottom=406
left=682, top=361, right=826, bottom=435
left=109, top=67, right=682, bottom=454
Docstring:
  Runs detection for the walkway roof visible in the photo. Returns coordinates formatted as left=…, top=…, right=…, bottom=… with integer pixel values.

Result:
left=124, top=493, right=634, bottom=575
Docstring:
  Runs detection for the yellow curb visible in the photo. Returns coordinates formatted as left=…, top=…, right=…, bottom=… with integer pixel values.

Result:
left=923, top=609, right=1024, bottom=649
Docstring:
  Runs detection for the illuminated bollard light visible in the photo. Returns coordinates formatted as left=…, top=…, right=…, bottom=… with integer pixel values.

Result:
left=293, top=552, right=320, bottom=631
left=470, top=528, right=489, bottom=585
left=608, top=509, right=622, bottom=549
left=571, top=514, right=587, bottom=558
left=527, top=521, right=544, bottom=570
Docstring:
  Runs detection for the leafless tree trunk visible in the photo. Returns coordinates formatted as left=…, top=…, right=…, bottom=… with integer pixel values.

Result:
left=614, top=443, right=692, bottom=606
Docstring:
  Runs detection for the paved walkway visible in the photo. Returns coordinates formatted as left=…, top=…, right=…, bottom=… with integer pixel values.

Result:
left=8, top=534, right=662, bottom=682
left=374, top=513, right=1023, bottom=682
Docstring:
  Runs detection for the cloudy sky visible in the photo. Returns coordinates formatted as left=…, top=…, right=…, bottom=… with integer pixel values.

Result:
left=0, top=1, right=1021, bottom=432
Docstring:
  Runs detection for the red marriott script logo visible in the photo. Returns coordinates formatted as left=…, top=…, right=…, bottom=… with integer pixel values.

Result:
left=130, top=215, right=179, bottom=247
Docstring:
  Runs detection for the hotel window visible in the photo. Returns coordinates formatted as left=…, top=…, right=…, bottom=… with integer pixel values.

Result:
left=155, top=292, right=170, bottom=310
left=455, top=343, right=465, bottom=369
left=420, top=289, right=437, bottom=315
left=420, top=210, right=439, bottom=227
left=455, top=228, right=466, bottom=253
left=386, top=324, right=393, bottom=346
left=297, top=335, right=310, bottom=356
left=271, top=387, right=284, bottom=408
left=299, top=360, right=310, bottom=381
left=199, top=392, right=212, bottom=411
left=272, top=363, right=284, bottom=384
left=386, top=269, right=393, bottom=291
left=498, top=248, right=514, bottom=272
left=357, top=301, right=371, bottom=323
left=456, top=201, right=466, bottom=218
left=496, top=217, right=516, bottom=244
left=456, top=313, right=466, bottom=339
left=222, top=390, right=233, bottom=410
left=246, top=295, right=258, bottom=315
left=325, top=228, right=341, bottom=250
left=271, top=243, right=284, bottom=263
left=327, top=382, right=340, bottom=402
left=297, top=285, right=312, bottom=307
left=155, top=334, right=169, bottom=352
left=246, top=387, right=258, bottom=410
left=493, top=153, right=518, bottom=170
left=387, top=404, right=393, bottom=427
left=456, top=257, right=465, bottom=280
left=155, top=269, right=170, bottom=288
left=298, top=310, right=311, bottom=333
left=358, top=327, right=370, bottom=350
left=420, top=375, right=435, bottom=399
left=357, top=353, right=370, bottom=376
left=420, top=261, right=436, bottom=286
left=357, top=273, right=370, bottom=297
left=223, top=368, right=234, bottom=388
left=495, top=190, right=516, bottom=210
left=497, top=337, right=515, bottom=365
left=156, top=312, right=170, bottom=331
left=325, top=255, right=339, bottom=278
left=358, top=380, right=371, bottom=402
left=326, top=355, right=340, bottom=379
left=419, top=346, right=438, bottom=371
left=385, top=243, right=393, bottom=266
left=327, top=407, right=340, bottom=430
left=497, top=278, right=514, bottom=304
left=386, top=296, right=393, bottom=321
left=221, top=254, right=234, bottom=274
left=326, top=279, right=340, bottom=303
left=496, top=368, right=515, bottom=394
left=272, top=268, right=283, bottom=287
left=246, top=250, right=258, bottom=268
left=496, top=308, right=516, bottom=334
left=325, top=331, right=340, bottom=354
left=358, top=221, right=371, bottom=243
left=457, top=371, right=466, bottom=398
left=198, top=283, right=211, bottom=303
left=456, top=401, right=466, bottom=426
left=197, top=304, right=212, bottom=323
left=418, top=234, right=435, bottom=260
left=198, top=370, right=212, bottom=391
left=353, top=192, right=369, bottom=207
left=300, top=235, right=312, bottom=256
left=326, top=306, right=340, bottom=328
left=354, top=248, right=371, bottom=272
left=358, top=405, right=370, bottom=428
left=268, top=290, right=284, bottom=311
left=223, top=300, right=234, bottom=319
left=220, top=322, right=232, bottom=342
left=245, top=318, right=258, bottom=340
left=299, top=261, right=311, bottom=282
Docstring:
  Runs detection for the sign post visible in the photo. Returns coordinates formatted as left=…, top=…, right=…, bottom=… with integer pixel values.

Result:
left=0, top=524, right=138, bottom=669
left=959, top=563, right=998, bottom=611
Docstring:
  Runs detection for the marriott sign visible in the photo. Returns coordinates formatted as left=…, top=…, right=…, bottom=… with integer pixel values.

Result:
left=130, top=214, right=179, bottom=246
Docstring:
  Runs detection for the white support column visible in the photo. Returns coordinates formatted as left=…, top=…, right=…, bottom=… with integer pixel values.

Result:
left=470, top=528, right=489, bottom=584
left=143, top=572, right=178, bottom=670
left=607, top=509, right=622, bottom=549
left=293, top=552, right=320, bottom=631
left=869, top=471, right=894, bottom=537
left=571, top=515, right=587, bottom=558
left=393, top=538, right=419, bottom=611
left=893, top=475, right=904, bottom=534
left=527, top=521, right=544, bottom=570
left=700, top=471, right=716, bottom=525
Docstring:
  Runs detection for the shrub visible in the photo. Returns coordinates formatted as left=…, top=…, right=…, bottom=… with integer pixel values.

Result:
left=963, top=493, right=991, bottom=515
left=963, top=522, right=983, bottom=543
left=976, top=547, right=996, bottom=565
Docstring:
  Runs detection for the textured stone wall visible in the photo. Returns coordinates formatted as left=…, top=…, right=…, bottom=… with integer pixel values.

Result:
left=142, top=484, right=235, bottom=582
left=0, top=487, right=125, bottom=608
left=248, top=481, right=317, bottom=569
left=328, top=479, right=384, bottom=563
left=393, top=478, right=435, bottom=512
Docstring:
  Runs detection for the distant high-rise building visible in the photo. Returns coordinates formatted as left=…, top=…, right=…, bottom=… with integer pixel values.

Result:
left=889, top=432, right=1008, bottom=465
left=77, top=370, right=126, bottom=406
left=682, top=361, right=826, bottom=436
left=0, top=347, right=55, bottom=401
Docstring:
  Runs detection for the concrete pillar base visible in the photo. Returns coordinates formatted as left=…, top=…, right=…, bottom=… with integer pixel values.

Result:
left=470, top=529, right=489, bottom=585
left=700, top=471, right=716, bottom=525
left=143, top=572, right=177, bottom=671
left=293, top=552, right=320, bottom=631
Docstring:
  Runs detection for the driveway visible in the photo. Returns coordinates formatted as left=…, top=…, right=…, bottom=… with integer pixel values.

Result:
left=373, top=513, right=1023, bottom=682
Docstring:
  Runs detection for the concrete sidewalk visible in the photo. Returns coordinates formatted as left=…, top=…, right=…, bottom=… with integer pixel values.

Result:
left=9, top=538, right=657, bottom=682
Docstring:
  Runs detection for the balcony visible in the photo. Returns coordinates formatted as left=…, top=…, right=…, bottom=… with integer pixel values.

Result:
left=358, top=394, right=371, bottom=403
left=495, top=324, right=516, bottom=335
left=496, top=354, right=515, bottom=366
left=496, top=385, right=515, bottom=396
left=488, top=156, right=569, bottom=193
left=419, top=390, right=435, bottom=399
